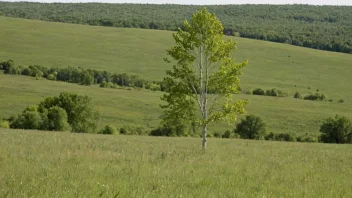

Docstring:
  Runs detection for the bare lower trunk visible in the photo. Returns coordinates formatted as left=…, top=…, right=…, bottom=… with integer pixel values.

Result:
left=202, top=124, right=207, bottom=151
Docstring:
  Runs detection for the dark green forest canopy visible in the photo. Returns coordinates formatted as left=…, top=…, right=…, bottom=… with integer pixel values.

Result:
left=0, top=2, right=351, bottom=53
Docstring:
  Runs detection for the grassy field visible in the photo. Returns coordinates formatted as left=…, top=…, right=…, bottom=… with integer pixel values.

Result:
left=1, top=16, right=352, bottom=100
left=1, top=129, right=352, bottom=197
left=1, top=73, right=351, bottom=136
left=0, top=16, right=352, bottom=135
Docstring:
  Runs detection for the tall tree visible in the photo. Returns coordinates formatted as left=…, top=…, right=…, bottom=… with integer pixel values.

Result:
left=162, top=8, right=248, bottom=150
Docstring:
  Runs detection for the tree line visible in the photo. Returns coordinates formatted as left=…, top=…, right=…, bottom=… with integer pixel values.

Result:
left=0, top=60, right=166, bottom=91
left=0, top=2, right=351, bottom=53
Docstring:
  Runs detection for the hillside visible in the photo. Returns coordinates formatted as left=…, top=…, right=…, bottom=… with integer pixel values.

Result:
left=0, top=16, right=352, bottom=135
left=0, top=2, right=351, bottom=53
left=1, top=129, right=352, bottom=197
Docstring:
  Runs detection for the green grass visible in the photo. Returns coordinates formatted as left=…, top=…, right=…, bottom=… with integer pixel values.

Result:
left=0, top=16, right=352, bottom=135
left=1, top=16, right=352, bottom=99
left=1, top=129, right=352, bottom=197
left=1, top=73, right=351, bottom=136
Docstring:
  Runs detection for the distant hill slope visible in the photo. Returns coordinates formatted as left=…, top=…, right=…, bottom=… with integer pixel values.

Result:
left=0, top=2, right=351, bottom=53
left=0, top=16, right=352, bottom=135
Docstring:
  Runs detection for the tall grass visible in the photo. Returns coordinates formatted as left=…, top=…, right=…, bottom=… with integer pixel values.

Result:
left=1, top=129, right=351, bottom=197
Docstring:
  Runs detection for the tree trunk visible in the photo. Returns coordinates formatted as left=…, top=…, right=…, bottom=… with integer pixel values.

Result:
left=202, top=124, right=207, bottom=151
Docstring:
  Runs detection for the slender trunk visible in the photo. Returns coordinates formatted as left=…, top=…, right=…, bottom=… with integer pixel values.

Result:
left=202, top=123, right=207, bottom=150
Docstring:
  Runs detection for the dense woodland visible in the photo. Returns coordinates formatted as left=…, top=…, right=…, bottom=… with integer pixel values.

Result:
left=0, top=3, right=351, bottom=53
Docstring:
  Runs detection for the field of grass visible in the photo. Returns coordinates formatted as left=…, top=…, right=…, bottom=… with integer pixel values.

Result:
left=1, top=16, right=352, bottom=100
left=1, top=129, right=352, bottom=197
left=1, top=73, right=351, bottom=136
left=1, top=16, right=352, bottom=136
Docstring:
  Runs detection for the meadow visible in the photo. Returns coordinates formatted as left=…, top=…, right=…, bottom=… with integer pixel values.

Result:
left=1, top=16, right=352, bottom=136
left=1, top=73, right=351, bottom=136
left=1, top=129, right=352, bottom=197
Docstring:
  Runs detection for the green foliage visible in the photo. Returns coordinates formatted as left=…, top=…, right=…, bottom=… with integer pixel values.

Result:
left=150, top=126, right=188, bottom=137
left=80, top=70, right=94, bottom=85
left=235, top=115, right=266, bottom=140
left=221, top=130, right=232, bottom=138
left=0, top=118, right=10, bottom=128
left=319, top=115, right=352, bottom=144
left=2, top=60, right=159, bottom=91
left=46, top=106, right=71, bottom=131
left=9, top=93, right=98, bottom=133
left=0, top=3, right=351, bottom=53
left=161, top=8, right=248, bottom=149
left=265, top=88, right=277, bottom=97
left=99, top=124, right=116, bottom=135
left=265, top=132, right=297, bottom=142
left=338, top=99, right=345, bottom=103
left=119, top=124, right=149, bottom=136
left=39, top=92, right=99, bottom=133
left=296, top=134, right=318, bottom=143
left=294, top=91, right=301, bottom=99
left=253, top=88, right=265, bottom=96
left=9, top=105, right=47, bottom=130
left=304, top=93, right=326, bottom=101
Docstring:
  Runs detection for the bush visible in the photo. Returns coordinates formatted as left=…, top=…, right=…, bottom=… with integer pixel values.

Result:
left=80, top=71, right=94, bottom=85
left=252, top=88, right=265, bottom=96
left=293, top=91, right=301, bottom=99
left=235, top=115, right=266, bottom=140
left=296, top=135, right=318, bottom=143
left=221, top=130, right=232, bottom=138
left=46, top=106, right=71, bottom=131
left=304, top=93, right=326, bottom=101
left=9, top=105, right=47, bottom=130
left=119, top=124, right=149, bottom=136
left=338, top=99, right=345, bottom=103
left=265, top=88, right=277, bottom=97
left=319, top=115, right=352, bottom=144
left=99, top=125, right=116, bottom=135
left=39, top=92, right=99, bottom=133
left=265, top=132, right=296, bottom=142
left=0, top=118, right=10, bottom=128
left=150, top=124, right=189, bottom=137
left=277, top=90, right=288, bottom=97
left=0, top=60, right=15, bottom=74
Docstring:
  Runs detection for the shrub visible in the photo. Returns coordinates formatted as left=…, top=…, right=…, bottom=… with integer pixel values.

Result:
left=221, top=130, right=232, bottom=138
left=304, top=93, right=326, bottom=101
left=0, top=60, right=15, bottom=73
left=338, top=99, right=345, bottom=103
left=252, top=88, right=265, bottom=96
left=277, top=90, right=288, bottom=97
left=38, top=92, right=99, bottom=133
left=99, top=125, right=116, bottom=135
left=319, top=115, right=352, bottom=144
left=293, top=91, right=301, bottom=99
left=46, top=106, right=71, bottom=131
left=235, top=115, right=266, bottom=140
left=265, top=132, right=296, bottom=142
left=213, top=132, right=222, bottom=138
left=296, top=135, right=318, bottom=143
left=150, top=125, right=188, bottom=137
left=265, top=88, right=277, bottom=97
left=80, top=71, right=94, bottom=85
left=9, top=105, right=47, bottom=130
left=119, top=124, right=149, bottom=136
left=0, top=118, right=10, bottom=128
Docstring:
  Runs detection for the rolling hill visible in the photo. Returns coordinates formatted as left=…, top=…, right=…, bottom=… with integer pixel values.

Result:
left=0, top=16, right=351, bottom=136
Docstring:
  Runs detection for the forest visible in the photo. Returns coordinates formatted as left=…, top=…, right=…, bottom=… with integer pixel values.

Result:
left=0, top=2, right=351, bottom=53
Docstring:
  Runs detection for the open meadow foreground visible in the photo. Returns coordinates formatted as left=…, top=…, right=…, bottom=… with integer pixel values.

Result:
left=0, top=2, right=352, bottom=197
left=1, top=129, right=352, bottom=197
